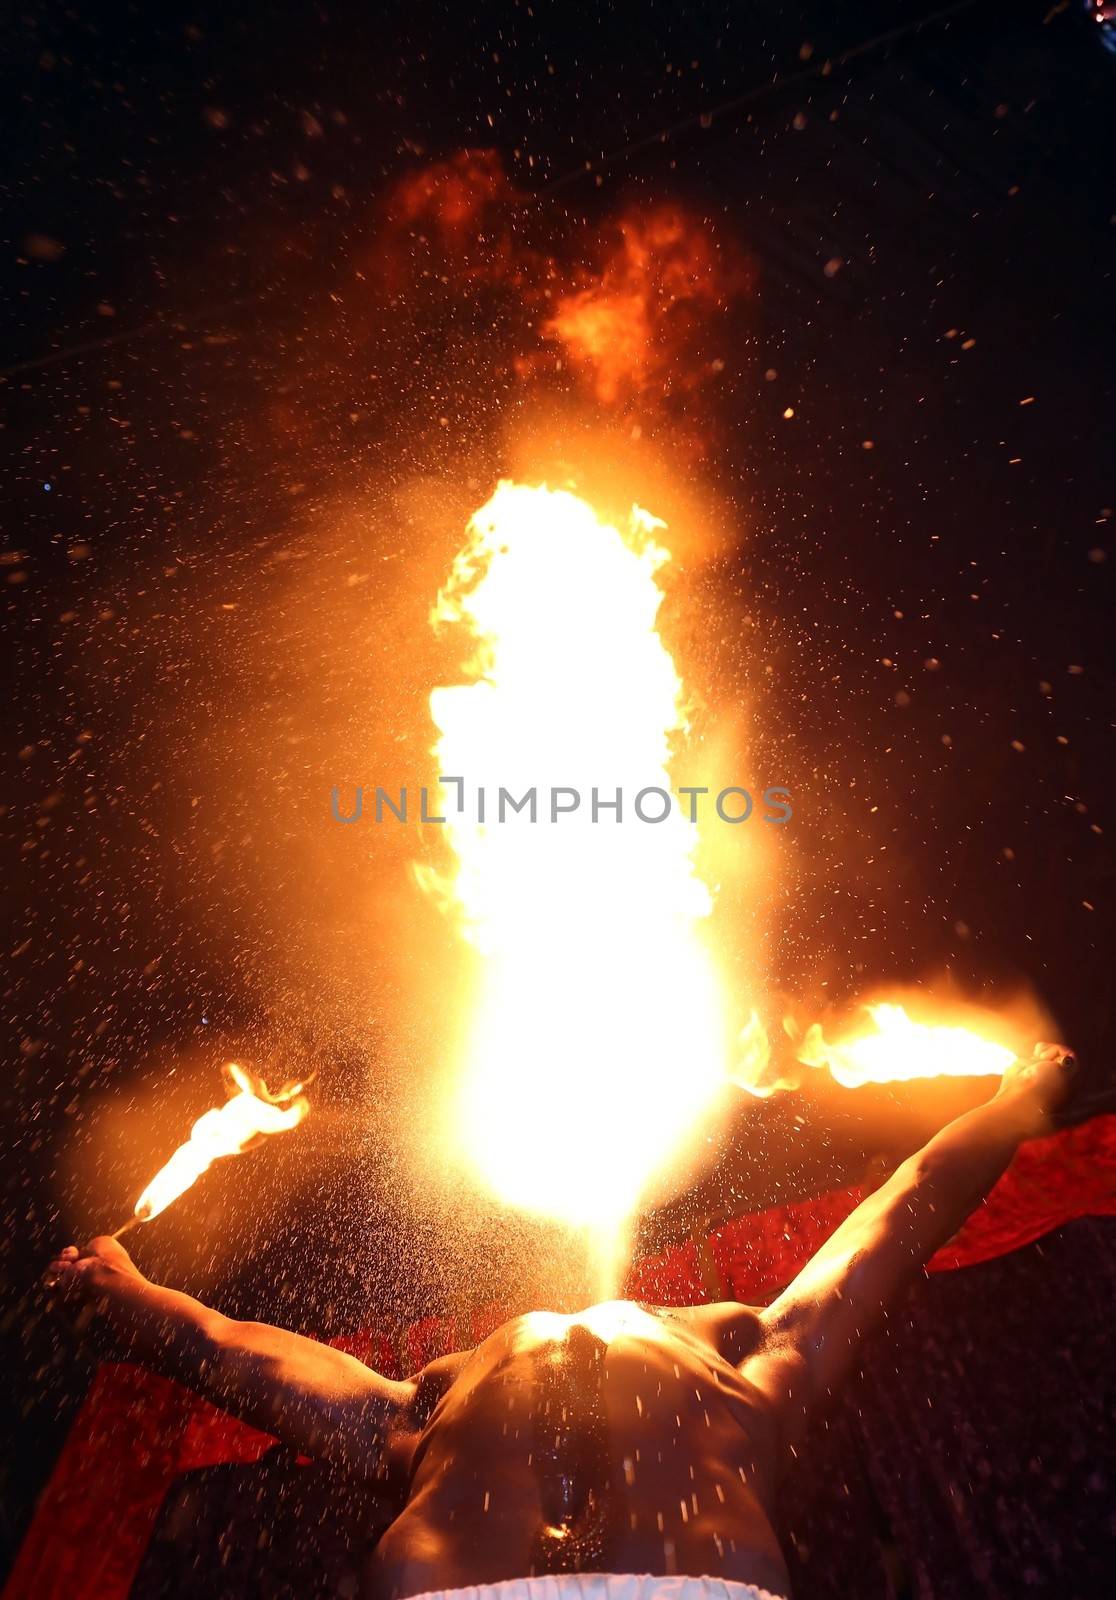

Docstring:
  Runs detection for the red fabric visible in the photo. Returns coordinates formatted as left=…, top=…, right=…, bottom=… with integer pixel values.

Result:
left=7, top=1115, right=1116, bottom=1600
left=926, top=1113, right=1116, bottom=1270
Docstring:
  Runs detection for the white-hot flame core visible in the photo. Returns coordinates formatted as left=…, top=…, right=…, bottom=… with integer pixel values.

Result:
left=428, top=482, right=729, bottom=1229
left=798, top=1002, right=1016, bottom=1088
left=133, top=1064, right=310, bottom=1222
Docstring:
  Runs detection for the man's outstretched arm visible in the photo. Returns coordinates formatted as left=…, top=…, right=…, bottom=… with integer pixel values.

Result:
left=745, top=1045, right=1081, bottom=1457
left=46, top=1235, right=415, bottom=1478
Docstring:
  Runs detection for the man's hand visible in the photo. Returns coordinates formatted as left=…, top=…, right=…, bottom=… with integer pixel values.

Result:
left=44, top=1235, right=143, bottom=1303
left=994, top=1042, right=1083, bottom=1137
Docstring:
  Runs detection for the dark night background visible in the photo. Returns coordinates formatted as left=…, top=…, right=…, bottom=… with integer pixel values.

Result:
left=2, top=0, right=1115, bottom=1586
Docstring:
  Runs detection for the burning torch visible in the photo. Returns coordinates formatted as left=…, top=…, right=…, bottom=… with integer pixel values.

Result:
left=109, top=1061, right=312, bottom=1241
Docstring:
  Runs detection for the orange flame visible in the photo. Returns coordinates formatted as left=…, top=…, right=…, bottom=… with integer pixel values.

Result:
left=797, top=1003, right=1017, bottom=1089
left=131, top=1064, right=311, bottom=1223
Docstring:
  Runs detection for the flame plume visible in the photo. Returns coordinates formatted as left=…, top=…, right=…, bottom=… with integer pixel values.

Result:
left=129, top=1063, right=311, bottom=1225
left=424, top=482, right=729, bottom=1237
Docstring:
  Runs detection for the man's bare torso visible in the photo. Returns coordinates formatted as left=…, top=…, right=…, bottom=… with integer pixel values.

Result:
left=369, top=1301, right=792, bottom=1600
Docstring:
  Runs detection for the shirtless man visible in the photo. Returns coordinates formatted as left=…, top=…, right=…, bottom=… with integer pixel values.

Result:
left=48, top=1044, right=1097, bottom=1600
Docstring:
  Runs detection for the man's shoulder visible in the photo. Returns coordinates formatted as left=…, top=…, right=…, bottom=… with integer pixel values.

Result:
left=663, top=1299, right=767, bottom=1363
left=409, top=1349, right=474, bottom=1422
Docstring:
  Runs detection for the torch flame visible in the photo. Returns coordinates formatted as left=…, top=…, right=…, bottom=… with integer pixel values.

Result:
left=424, top=481, right=730, bottom=1235
left=131, top=1063, right=311, bottom=1224
left=797, top=1003, right=1017, bottom=1089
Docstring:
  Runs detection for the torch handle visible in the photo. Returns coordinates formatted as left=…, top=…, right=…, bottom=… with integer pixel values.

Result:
left=110, top=1215, right=144, bottom=1241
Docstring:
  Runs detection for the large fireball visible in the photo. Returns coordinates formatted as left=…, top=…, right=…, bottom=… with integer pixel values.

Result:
left=423, top=482, right=729, bottom=1230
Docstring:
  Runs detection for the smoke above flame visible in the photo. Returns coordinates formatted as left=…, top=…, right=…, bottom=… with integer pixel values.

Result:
left=542, top=207, right=750, bottom=406
left=375, top=151, right=749, bottom=415
left=421, top=481, right=729, bottom=1231
left=131, top=1063, right=311, bottom=1224
left=390, top=148, right=509, bottom=236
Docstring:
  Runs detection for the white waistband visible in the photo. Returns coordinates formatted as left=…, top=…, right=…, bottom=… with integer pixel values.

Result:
left=405, top=1576, right=785, bottom=1600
